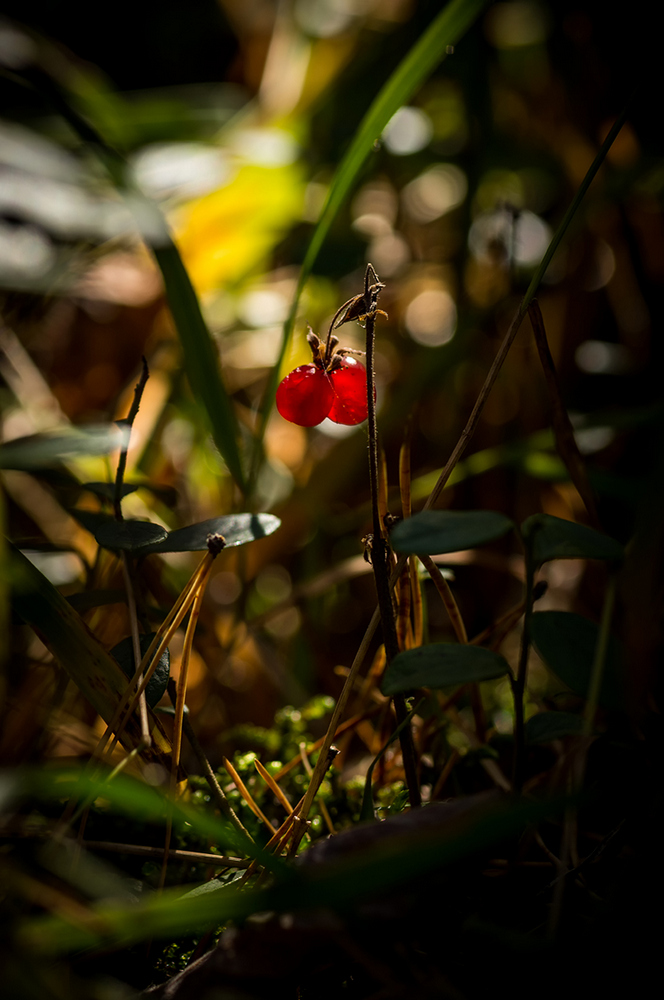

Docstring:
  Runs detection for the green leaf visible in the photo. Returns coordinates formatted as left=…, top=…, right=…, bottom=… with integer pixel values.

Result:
left=182, top=871, right=246, bottom=899
left=0, top=424, right=130, bottom=470
left=390, top=510, right=514, bottom=555
left=257, top=0, right=491, bottom=469
left=69, top=509, right=115, bottom=534
left=521, top=513, right=623, bottom=565
left=80, top=481, right=178, bottom=506
left=382, top=644, right=511, bottom=696
left=153, top=245, right=246, bottom=493
left=530, top=611, right=624, bottom=711
left=525, top=711, right=584, bottom=744
left=80, top=482, right=138, bottom=501
left=94, top=520, right=168, bottom=552
left=139, top=513, right=281, bottom=553
left=8, top=545, right=149, bottom=743
left=66, top=589, right=126, bottom=612
left=111, top=633, right=170, bottom=708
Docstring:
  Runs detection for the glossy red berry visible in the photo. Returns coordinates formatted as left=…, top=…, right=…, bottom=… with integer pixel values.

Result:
left=276, top=364, right=334, bottom=426
left=328, top=356, right=369, bottom=425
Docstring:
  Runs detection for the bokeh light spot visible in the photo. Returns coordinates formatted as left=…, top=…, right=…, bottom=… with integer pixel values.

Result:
left=382, top=107, right=433, bottom=156
left=404, top=288, right=457, bottom=346
left=402, top=164, right=468, bottom=223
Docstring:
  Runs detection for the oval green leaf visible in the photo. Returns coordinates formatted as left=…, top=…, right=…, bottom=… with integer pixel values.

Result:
left=382, top=644, right=511, bottom=696
left=525, top=711, right=584, bottom=744
left=521, top=514, right=623, bottom=565
left=95, top=520, right=169, bottom=552
left=138, top=513, right=281, bottom=553
left=69, top=509, right=116, bottom=534
left=530, top=611, right=624, bottom=711
left=111, top=633, right=170, bottom=709
left=390, top=510, right=514, bottom=555
left=81, top=482, right=139, bottom=501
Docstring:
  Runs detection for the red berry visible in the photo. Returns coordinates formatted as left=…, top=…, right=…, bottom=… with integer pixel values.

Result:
left=276, top=364, right=334, bottom=426
left=328, top=356, right=369, bottom=425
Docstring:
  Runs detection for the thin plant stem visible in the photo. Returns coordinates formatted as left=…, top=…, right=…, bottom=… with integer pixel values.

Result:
left=160, top=573, right=212, bottom=890
left=363, top=279, right=421, bottom=808
left=582, top=574, right=618, bottom=738
left=420, top=555, right=485, bottom=737
left=114, top=358, right=150, bottom=745
left=512, top=554, right=535, bottom=794
left=97, top=553, right=212, bottom=762
left=83, top=841, right=250, bottom=866
left=419, top=555, right=468, bottom=644
left=421, top=101, right=632, bottom=516
left=299, top=744, right=335, bottom=836
left=121, top=553, right=150, bottom=745
left=178, top=698, right=252, bottom=842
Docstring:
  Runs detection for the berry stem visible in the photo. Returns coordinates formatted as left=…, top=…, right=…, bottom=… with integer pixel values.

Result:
left=364, top=267, right=421, bottom=809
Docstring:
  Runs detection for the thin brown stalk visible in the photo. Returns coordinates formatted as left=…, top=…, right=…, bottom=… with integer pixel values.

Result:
left=254, top=758, right=293, bottom=815
left=178, top=704, right=252, bottom=841
left=363, top=276, right=420, bottom=808
left=420, top=555, right=467, bottom=644
left=299, top=743, right=335, bottom=835
left=528, top=300, right=600, bottom=527
left=222, top=756, right=276, bottom=834
left=83, top=842, right=250, bottom=866
left=431, top=749, right=460, bottom=800
left=396, top=563, right=412, bottom=651
left=410, top=558, right=423, bottom=648
left=96, top=552, right=213, bottom=762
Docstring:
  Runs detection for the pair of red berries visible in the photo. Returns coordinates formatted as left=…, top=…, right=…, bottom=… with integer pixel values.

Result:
left=276, top=330, right=369, bottom=427
left=276, top=265, right=384, bottom=428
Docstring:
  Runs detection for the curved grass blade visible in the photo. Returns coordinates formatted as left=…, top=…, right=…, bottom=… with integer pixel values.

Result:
left=9, top=544, right=150, bottom=744
left=153, top=243, right=247, bottom=491
left=254, top=0, right=491, bottom=475
left=17, top=791, right=563, bottom=955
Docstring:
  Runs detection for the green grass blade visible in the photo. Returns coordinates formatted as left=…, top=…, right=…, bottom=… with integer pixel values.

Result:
left=253, top=0, right=490, bottom=475
left=9, top=544, right=146, bottom=743
left=152, top=244, right=247, bottom=492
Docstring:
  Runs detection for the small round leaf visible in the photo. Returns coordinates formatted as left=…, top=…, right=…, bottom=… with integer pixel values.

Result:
left=525, top=711, right=584, bottom=744
left=95, top=520, right=169, bottom=552
left=390, top=510, right=514, bottom=555
left=530, top=611, right=624, bottom=711
left=382, top=644, right=511, bottom=696
left=138, top=513, right=281, bottom=554
left=521, top=514, right=623, bottom=566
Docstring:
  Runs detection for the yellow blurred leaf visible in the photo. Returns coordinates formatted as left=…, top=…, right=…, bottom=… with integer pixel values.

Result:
left=174, top=164, right=305, bottom=292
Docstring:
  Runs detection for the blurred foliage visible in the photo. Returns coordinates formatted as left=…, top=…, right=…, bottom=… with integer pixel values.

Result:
left=1, top=0, right=663, bottom=997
